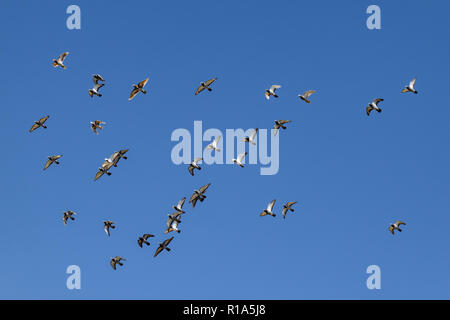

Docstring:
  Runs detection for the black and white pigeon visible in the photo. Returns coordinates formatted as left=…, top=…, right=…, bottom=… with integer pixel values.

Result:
left=401, top=78, right=418, bottom=94
left=52, top=52, right=69, bottom=69
left=389, top=221, right=406, bottom=235
left=243, top=128, right=258, bottom=145
left=274, top=120, right=291, bottom=136
left=172, top=197, right=186, bottom=214
left=188, top=158, right=203, bottom=176
left=366, top=98, right=384, bottom=116
left=265, top=85, right=281, bottom=100
left=88, top=74, right=105, bottom=97
left=260, top=199, right=276, bottom=217
left=104, top=220, right=115, bottom=236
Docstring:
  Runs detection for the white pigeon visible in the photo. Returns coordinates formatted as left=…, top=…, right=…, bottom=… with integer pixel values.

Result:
left=89, top=74, right=105, bottom=97
left=232, top=152, right=247, bottom=168
left=401, top=78, right=418, bottom=94
left=260, top=200, right=276, bottom=217
left=188, top=158, right=203, bottom=176
left=265, top=85, right=281, bottom=100
left=206, top=136, right=221, bottom=152
left=243, top=128, right=258, bottom=145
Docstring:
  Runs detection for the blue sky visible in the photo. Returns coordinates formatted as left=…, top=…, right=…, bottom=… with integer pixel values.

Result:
left=0, top=0, right=449, bottom=299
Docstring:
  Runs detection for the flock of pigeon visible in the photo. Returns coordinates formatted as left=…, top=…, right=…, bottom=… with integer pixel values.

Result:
left=35, top=51, right=416, bottom=269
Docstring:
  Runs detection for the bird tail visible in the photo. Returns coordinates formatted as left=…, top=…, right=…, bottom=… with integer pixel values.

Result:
left=273, top=94, right=278, bottom=98
left=55, top=161, right=60, bottom=164
left=207, top=87, right=212, bottom=92
left=398, top=228, right=402, bottom=232
left=377, top=108, right=382, bottom=113
left=98, top=93, right=102, bottom=97
left=272, top=213, right=276, bottom=217
left=305, top=99, right=311, bottom=104
left=141, top=89, right=147, bottom=94
left=107, top=172, right=112, bottom=176
left=166, top=247, right=171, bottom=252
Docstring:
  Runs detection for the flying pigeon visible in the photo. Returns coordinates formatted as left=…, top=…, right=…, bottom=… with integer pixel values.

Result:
left=29, top=115, right=50, bottom=133
left=265, top=85, right=281, bottom=100
left=88, top=74, right=105, bottom=97
left=154, top=237, right=174, bottom=257
left=188, top=158, right=203, bottom=176
left=232, top=152, right=247, bottom=168
left=165, top=212, right=182, bottom=234
left=43, top=155, right=62, bottom=171
left=52, top=52, right=69, bottom=69
left=138, top=234, right=154, bottom=248
left=189, top=183, right=211, bottom=208
left=206, top=136, right=221, bottom=152
left=195, top=78, right=218, bottom=95
left=90, top=120, right=106, bottom=134
left=298, top=90, right=316, bottom=104
left=282, top=201, right=297, bottom=219
left=62, top=210, right=77, bottom=225
left=274, top=120, right=291, bottom=136
left=260, top=199, right=276, bottom=217
left=94, top=159, right=114, bottom=181
left=401, top=78, right=418, bottom=94
left=103, top=220, right=115, bottom=236
left=172, top=197, right=186, bottom=214
left=366, top=98, right=384, bottom=116
left=110, top=256, right=126, bottom=270
left=389, top=221, right=406, bottom=235
left=129, top=78, right=149, bottom=100
left=243, top=128, right=258, bottom=145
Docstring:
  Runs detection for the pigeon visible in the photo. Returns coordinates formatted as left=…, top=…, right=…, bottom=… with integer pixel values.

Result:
left=103, top=220, right=115, bottom=236
left=195, top=78, right=218, bottom=95
left=154, top=237, right=174, bottom=257
left=88, top=74, right=105, bottom=97
left=137, top=234, right=155, bottom=248
left=94, top=159, right=114, bottom=181
left=260, top=199, right=276, bottom=217
left=243, top=128, right=258, bottom=145
left=107, top=149, right=129, bottom=168
left=188, top=158, right=203, bottom=176
left=52, top=52, right=69, bottom=69
left=189, top=183, right=211, bottom=208
left=90, top=120, right=106, bottom=134
left=366, top=98, right=384, bottom=116
left=165, top=212, right=182, bottom=234
left=274, top=120, right=291, bottom=136
left=265, top=85, right=281, bottom=100
left=232, top=152, right=247, bottom=168
left=389, top=221, right=406, bottom=235
left=29, top=115, right=50, bottom=133
left=43, top=155, right=62, bottom=171
left=172, top=197, right=186, bottom=214
left=206, top=136, right=221, bottom=152
left=129, top=78, right=149, bottom=100
left=298, top=90, right=315, bottom=104
left=62, top=210, right=77, bottom=225
left=110, top=256, right=126, bottom=270
left=282, top=201, right=297, bottom=219
left=401, top=78, right=418, bottom=94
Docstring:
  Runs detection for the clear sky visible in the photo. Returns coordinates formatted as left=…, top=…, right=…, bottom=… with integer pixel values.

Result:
left=0, top=0, right=449, bottom=299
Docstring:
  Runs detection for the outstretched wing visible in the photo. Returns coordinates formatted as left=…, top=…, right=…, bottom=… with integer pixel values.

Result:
left=177, top=197, right=186, bottom=208
left=188, top=165, right=195, bottom=176
left=163, top=236, right=174, bottom=246
left=138, top=78, right=149, bottom=88
left=286, top=201, right=297, bottom=207
left=43, top=159, right=52, bottom=171
left=366, top=106, right=373, bottom=116
left=199, top=183, right=211, bottom=194
left=94, top=83, right=104, bottom=91
left=278, top=120, right=291, bottom=125
left=59, top=52, right=69, bottom=61
left=267, top=199, right=276, bottom=211
left=39, top=115, right=50, bottom=124
left=195, top=85, right=205, bottom=95
left=143, top=234, right=155, bottom=240
left=372, top=98, right=384, bottom=105
left=238, top=152, right=247, bottom=162
left=204, top=78, right=217, bottom=86
left=129, top=87, right=139, bottom=100
left=395, top=221, right=406, bottom=226
left=250, top=128, right=258, bottom=140
left=29, top=123, right=39, bottom=132
left=94, top=170, right=105, bottom=181
left=154, top=246, right=163, bottom=257
left=409, top=78, right=416, bottom=88
left=270, top=85, right=281, bottom=92
left=110, top=260, right=117, bottom=270
left=303, top=90, right=315, bottom=98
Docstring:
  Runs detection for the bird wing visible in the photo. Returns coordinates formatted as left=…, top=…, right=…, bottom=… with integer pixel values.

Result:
left=286, top=201, right=297, bottom=207
left=238, top=152, right=247, bottom=162
left=129, top=88, right=139, bottom=100
left=401, top=88, right=409, bottom=93
left=177, top=197, right=186, bottom=208
left=52, top=155, right=62, bottom=160
left=395, top=221, right=406, bottom=226
left=260, top=211, right=268, bottom=216
left=163, top=237, right=174, bottom=246
left=39, top=115, right=50, bottom=124
left=409, top=78, right=416, bottom=88
left=138, top=78, right=149, bottom=88
left=199, top=183, right=211, bottom=194
left=366, top=106, right=373, bottom=116
left=119, top=149, right=129, bottom=155
left=264, top=91, right=270, bottom=100
left=94, top=83, right=104, bottom=91
left=188, top=165, right=195, bottom=176
left=193, top=158, right=203, bottom=164
left=93, top=74, right=105, bottom=83
left=110, top=260, right=116, bottom=269
left=189, top=192, right=199, bottom=203
left=204, top=78, right=217, bottom=86
left=389, top=225, right=394, bottom=234
left=43, top=159, right=52, bottom=170
left=303, top=90, right=315, bottom=98
left=94, top=170, right=105, bottom=181
left=143, top=234, right=155, bottom=240
left=279, top=120, right=291, bottom=125
left=29, top=123, right=40, bottom=132
left=282, top=207, right=288, bottom=218
left=267, top=199, right=276, bottom=211
left=154, top=246, right=163, bottom=257
left=270, top=85, right=281, bottom=92
left=250, top=128, right=258, bottom=140
left=372, top=98, right=383, bottom=105
left=137, top=239, right=143, bottom=247
left=195, top=85, right=206, bottom=95
left=213, top=135, right=221, bottom=146
left=59, top=52, right=69, bottom=61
